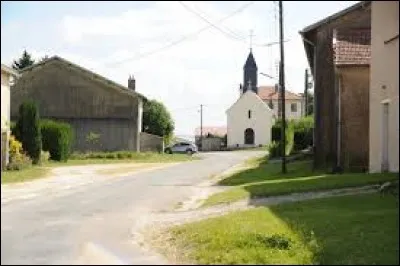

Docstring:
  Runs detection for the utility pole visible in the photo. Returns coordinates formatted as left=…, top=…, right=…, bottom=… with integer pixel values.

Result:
left=200, top=104, right=203, bottom=151
left=304, top=69, right=308, bottom=116
left=279, top=1, right=287, bottom=174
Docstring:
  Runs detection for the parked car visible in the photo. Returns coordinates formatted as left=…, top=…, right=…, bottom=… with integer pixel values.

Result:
left=164, top=142, right=198, bottom=155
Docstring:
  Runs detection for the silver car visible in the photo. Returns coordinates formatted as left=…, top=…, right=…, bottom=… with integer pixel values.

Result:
left=165, top=142, right=198, bottom=155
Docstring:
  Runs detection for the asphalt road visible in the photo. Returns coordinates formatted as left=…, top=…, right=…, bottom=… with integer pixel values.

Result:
left=1, top=151, right=265, bottom=265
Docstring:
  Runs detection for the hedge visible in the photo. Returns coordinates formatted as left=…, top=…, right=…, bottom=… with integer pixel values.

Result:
left=40, top=119, right=74, bottom=161
left=15, top=101, right=42, bottom=164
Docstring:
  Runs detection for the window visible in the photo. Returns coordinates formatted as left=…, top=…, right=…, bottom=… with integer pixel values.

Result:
left=291, top=103, right=297, bottom=112
left=248, top=110, right=252, bottom=119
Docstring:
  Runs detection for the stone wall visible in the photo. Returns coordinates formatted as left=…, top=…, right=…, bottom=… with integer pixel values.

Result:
left=201, top=138, right=222, bottom=151
left=140, top=132, right=164, bottom=153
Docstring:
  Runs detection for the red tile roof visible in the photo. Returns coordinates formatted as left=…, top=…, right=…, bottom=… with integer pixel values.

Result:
left=258, top=86, right=303, bottom=100
left=194, top=126, right=227, bottom=137
left=334, top=29, right=371, bottom=65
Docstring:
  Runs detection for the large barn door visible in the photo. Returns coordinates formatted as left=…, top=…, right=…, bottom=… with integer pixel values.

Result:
left=244, top=128, right=255, bottom=145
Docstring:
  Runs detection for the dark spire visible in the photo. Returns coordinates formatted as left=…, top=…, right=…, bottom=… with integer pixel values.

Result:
left=243, top=50, right=258, bottom=94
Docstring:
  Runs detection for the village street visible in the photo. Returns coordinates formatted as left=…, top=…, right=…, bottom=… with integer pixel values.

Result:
left=1, top=151, right=265, bottom=265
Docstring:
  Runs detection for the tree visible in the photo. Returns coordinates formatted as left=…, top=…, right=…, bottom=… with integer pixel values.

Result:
left=142, top=99, right=175, bottom=144
left=12, top=50, right=35, bottom=70
left=15, top=101, right=42, bottom=164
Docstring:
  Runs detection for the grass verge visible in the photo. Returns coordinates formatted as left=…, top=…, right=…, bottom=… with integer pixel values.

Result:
left=204, top=160, right=398, bottom=207
left=159, top=193, right=399, bottom=265
left=1, top=153, right=197, bottom=184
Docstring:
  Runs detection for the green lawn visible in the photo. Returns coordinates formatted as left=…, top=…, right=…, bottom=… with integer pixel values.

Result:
left=204, top=160, right=399, bottom=206
left=1, top=153, right=197, bottom=184
left=162, top=193, right=399, bottom=265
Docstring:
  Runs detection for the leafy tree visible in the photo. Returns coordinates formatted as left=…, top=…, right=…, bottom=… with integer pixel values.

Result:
left=15, top=101, right=42, bottom=164
left=142, top=99, right=174, bottom=144
left=12, top=50, right=35, bottom=70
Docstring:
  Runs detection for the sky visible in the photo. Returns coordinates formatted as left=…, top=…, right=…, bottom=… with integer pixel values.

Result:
left=1, top=1, right=358, bottom=138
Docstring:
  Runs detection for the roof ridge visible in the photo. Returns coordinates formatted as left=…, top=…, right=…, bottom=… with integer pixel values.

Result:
left=19, top=55, right=146, bottom=100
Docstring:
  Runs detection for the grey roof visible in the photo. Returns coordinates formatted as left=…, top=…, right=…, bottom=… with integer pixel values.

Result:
left=20, top=55, right=146, bottom=100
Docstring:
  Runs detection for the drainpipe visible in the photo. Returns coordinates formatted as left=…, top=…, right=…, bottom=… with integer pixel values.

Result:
left=336, top=72, right=342, bottom=172
left=301, top=35, right=317, bottom=169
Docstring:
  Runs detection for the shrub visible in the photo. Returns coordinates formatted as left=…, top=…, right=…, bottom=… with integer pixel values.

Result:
left=270, top=119, right=295, bottom=156
left=7, top=135, right=32, bottom=170
left=40, top=119, right=74, bottom=162
left=268, top=141, right=280, bottom=158
left=293, top=116, right=314, bottom=151
left=15, top=101, right=42, bottom=164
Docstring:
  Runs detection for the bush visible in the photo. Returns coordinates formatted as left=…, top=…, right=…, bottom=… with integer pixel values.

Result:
left=268, top=141, right=280, bottom=158
left=7, top=135, right=32, bottom=170
left=270, top=119, right=295, bottom=156
left=40, top=119, right=74, bottom=162
left=293, top=116, right=314, bottom=151
left=15, top=101, right=42, bottom=164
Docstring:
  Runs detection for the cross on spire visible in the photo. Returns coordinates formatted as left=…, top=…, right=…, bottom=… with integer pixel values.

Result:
left=249, top=29, right=254, bottom=51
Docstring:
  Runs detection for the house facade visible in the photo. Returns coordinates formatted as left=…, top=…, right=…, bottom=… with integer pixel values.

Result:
left=1, top=64, right=19, bottom=169
left=300, top=1, right=371, bottom=170
left=10, top=56, right=145, bottom=153
left=258, top=85, right=304, bottom=121
left=369, top=1, right=399, bottom=173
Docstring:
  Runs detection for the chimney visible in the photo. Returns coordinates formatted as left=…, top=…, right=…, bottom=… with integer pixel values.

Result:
left=128, top=75, right=136, bottom=91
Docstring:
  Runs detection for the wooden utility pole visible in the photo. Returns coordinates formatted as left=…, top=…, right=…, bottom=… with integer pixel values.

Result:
left=279, top=1, right=287, bottom=173
left=200, top=104, right=203, bottom=151
left=304, top=69, right=308, bottom=116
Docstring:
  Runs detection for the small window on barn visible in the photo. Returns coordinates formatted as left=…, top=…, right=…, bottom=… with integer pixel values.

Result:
left=291, top=103, right=297, bottom=112
left=248, top=110, right=252, bottom=119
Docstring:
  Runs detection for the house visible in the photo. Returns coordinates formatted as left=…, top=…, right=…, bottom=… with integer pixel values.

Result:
left=299, top=1, right=372, bottom=170
left=258, top=85, right=305, bottom=120
left=369, top=1, right=399, bottom=173
left=10, top=56, right=145, bottom=152
left=1, top=64, right=20, bottom=170
left=226, top=50, right=274, bottom=148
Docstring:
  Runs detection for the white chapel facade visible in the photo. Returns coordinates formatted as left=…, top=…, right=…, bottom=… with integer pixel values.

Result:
left=226, top=50, right=274, bottom=148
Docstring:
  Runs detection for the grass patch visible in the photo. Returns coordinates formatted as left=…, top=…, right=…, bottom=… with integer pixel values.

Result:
left=1, top=166, right=51, bottom=184
left=69, top=151, right=197, bottom=162
left=204, top=160, right=398, bottom=206
left=163, top=193, right=399, bottom=265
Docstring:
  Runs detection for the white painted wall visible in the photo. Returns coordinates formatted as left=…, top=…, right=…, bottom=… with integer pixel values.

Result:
left=1, top=72, right=11, bottom=131
left=369, top=1, right=399, bottom=173
left=264, top=99, right=304, bottom=120
left=227, top=90, right=274, bottom=147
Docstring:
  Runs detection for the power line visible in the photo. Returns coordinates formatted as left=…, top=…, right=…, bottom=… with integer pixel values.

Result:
left=178, top=1, right=246, bottom=41
left=104, top=1, right=255, bottom=67
left=178, top=1, right=283, bottom=48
